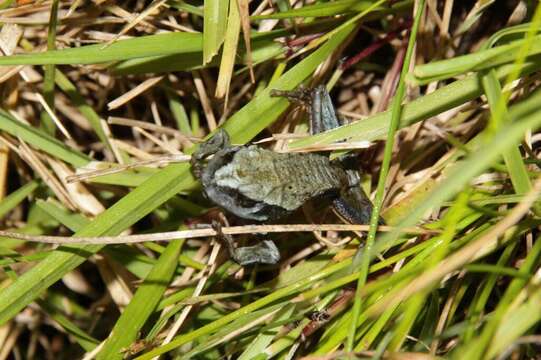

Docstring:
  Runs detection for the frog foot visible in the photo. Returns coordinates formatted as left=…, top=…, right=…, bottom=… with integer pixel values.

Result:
left=270, top=85, right=312, bottom=106
left=212, top=221, right=280, bottom=266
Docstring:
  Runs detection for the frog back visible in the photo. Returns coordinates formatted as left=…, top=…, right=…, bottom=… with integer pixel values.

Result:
left=214, top=146, right=346, bottom=212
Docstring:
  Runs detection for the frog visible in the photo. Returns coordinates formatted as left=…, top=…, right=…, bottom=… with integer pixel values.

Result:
left=190, top=85, right=380, bottom=266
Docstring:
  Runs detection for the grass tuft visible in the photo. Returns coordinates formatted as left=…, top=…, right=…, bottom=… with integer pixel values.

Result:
left=0, top=1, right=540, bottom=359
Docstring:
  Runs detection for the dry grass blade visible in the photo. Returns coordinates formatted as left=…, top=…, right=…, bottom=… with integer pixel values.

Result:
left=0, top=224, right=436, bottom=245
left=215, top=0, right=241, bottom=101
left=104, top=0, right=166, bottom=47
left=107, top=76, right=164, bottom=110
left=237, top=0, right=255, bottom=82
left=65, top=154, right=191, bottom=183
left=107, top=116, right=200, bottom=145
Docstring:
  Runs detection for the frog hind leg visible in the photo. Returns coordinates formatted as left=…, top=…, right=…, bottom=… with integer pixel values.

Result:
left=308, top=87, right=384, bottom=224
left=310, top=85, right=342, bottom=133
left=333, top=171, right=385, bottom=225
left=270, top=85, right=341, bottom=134
left=273, top=85, right=384, bottom=225
left=212, top=221, right=280, bottom=266
left=306, top=88, right=384, bottom=224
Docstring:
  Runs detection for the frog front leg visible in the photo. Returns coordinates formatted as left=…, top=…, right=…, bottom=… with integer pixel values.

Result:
left=272, top=85, right=383, bottom=225
left=191, top=130, right=282, bottom=265
left=334, top=170, right=385, bottom=225
left=212, top=221, right=280, bottom=266
left=190, top=128, right=231, bottom=178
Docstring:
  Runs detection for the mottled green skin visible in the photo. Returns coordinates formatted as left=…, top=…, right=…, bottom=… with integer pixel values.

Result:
left=191, top=129, right=351, bottom=222
left=214, top=146, right=349, bottom=211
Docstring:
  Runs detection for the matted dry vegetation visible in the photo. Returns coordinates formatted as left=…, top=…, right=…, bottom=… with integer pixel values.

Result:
left=0, top=1, right=541, bottom=359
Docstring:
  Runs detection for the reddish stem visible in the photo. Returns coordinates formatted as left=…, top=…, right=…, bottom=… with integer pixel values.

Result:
left=340, top=20, right=412, bottom=71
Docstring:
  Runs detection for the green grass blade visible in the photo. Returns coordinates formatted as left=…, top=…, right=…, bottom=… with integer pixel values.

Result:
left=181, top=303, right=286, bottom=359
left=203, top=0, right=228, bottom=64
left=237, top=305, right=296, bottom=360
left=215, top=0, right=241, bottom=98
left=0, top=110, right=90, bottom=167
left=348, top=1, right=425, bottom=350
left=0, top=180, right=38, bottom=219
left=488, top=271, right=541, bottom=357
left=168, top=93, right=192, bottom=134
left=168, top=1, right=203, bottom=16
left=411, top=35, right=541, bottom=84
left=134, top=261, right=351, bottom=359
left=97, top=240, right=182, bottom=359
left=222, top=23, right=356, bottom=143
left=35, top=199, right=88, bottom=231
left=460, top=232, right=541, bottom=358
left=112, top=29, right=286, bottom=74
left=481, top=70, right=532, bottom=195
left=40, top=0, right=59, bottom=134
left=38, top=298, right=99, bottom=351
left=36, top=199, right=164, bottom=279
left=0, top=32, right=203, bottom=65
left=251, top=0, right=379, bottom=19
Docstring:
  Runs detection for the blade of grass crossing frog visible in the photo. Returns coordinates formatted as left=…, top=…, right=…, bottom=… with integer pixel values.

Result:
left=0, top=24, right=355, bottom=327
left=97, top=240, right=182, bottom=360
